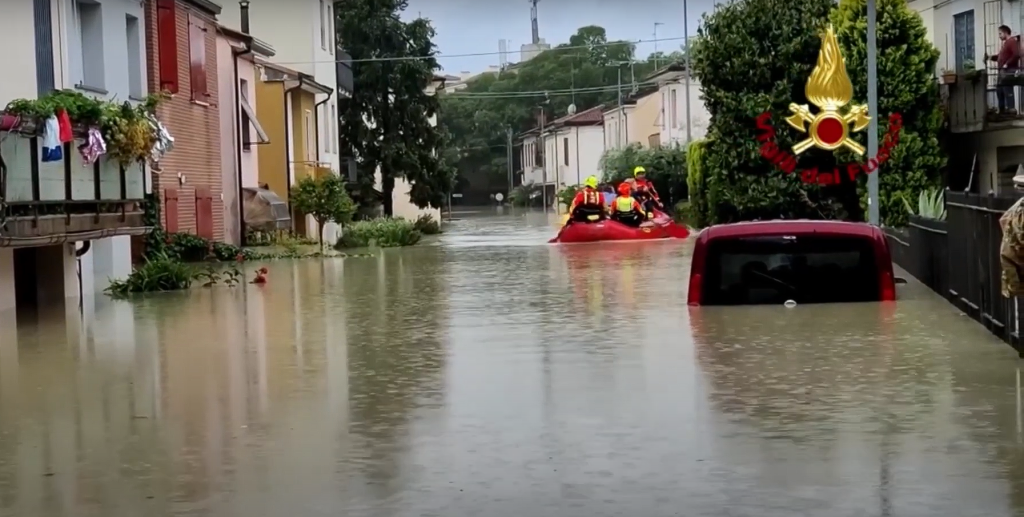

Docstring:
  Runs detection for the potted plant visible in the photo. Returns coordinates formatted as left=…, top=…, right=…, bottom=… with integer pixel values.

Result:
left=962, top=60, right=984, bottom=82
left=940, top=68, right=958, bottom=84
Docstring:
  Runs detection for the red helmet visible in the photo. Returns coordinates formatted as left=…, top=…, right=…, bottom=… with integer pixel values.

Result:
left=617, top=183, right=632, bottom=196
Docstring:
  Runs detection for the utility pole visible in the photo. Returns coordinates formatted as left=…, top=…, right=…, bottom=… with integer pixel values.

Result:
left=506, top=127, right=514, bottom=202
left=653, top=22, right=664, bottom=69
left=539, top=104, right=547, bottom=212
left=683, top=0, right=692, bottom=143
left=867, top=0, right=880, bottom=225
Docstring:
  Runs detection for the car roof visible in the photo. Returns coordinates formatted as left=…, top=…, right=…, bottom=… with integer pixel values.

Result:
left=702, top=220, right=881, bottom=240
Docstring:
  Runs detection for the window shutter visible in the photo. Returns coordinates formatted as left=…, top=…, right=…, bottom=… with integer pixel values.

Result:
left=188, top=14, right=207, bottom=97
left=33, top=0, right=54, bottom=96
left=157, top=0, right=179, bottom=93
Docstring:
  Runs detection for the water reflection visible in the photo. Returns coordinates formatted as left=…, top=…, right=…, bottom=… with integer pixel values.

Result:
left=1, top=214, right=1023, bottom=516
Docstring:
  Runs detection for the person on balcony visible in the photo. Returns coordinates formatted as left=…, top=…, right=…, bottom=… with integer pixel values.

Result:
left=987, top=25, right=1021, bottom=115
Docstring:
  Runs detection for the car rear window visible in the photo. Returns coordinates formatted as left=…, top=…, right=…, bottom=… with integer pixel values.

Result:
left=701, top=235, right=880, bottom=305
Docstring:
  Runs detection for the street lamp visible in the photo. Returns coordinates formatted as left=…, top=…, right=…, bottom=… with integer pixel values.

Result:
left=683, top=0, right=692, bottom=143
left=867, top=0, right=880, bottom=225
left=537, top=98, right=551, bottom=211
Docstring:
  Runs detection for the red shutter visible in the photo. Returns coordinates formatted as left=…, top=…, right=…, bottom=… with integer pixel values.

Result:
left=195, top=188, right=213, bottom=239
left=156, top=0, right=178, bottom=94
left=164, top=188, right=179, bottom=233
left=188, top=14, right=207, bottom=99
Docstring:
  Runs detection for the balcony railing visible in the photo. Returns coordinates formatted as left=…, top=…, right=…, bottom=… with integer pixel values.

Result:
left=336, top=49, right=354, bottom=97
left=945, top=70, right=1024, bottom=133
left=0, top=131, right=150, bottom=246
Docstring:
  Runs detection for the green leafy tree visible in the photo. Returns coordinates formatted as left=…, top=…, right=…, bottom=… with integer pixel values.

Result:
left=290, top=174, right=356, bottom=248
left=335, top=0, right=454, bottom=216
left=599, top=144, right=689, bottom=205
left=831, top=0, right=945, bottom=226
left=438, top=26, right=664, bottom=202
left=693, top=0, right=853, bottom=224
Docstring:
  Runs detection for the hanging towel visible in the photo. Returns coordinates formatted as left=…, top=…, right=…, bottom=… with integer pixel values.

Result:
left=56, top=109, right=72, bottom=143
left=78, top=126, right=106, bottom=165
left=147, top=114, right=174, bottom=165
left=41, top=115, right=63, bottom=162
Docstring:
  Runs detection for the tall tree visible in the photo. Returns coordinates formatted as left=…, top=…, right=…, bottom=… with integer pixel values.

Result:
left=335, top=0, right=454, bottom=216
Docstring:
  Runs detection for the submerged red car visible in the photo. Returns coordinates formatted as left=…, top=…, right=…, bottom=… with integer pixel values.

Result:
left=687, top=220, right=897, bottom=306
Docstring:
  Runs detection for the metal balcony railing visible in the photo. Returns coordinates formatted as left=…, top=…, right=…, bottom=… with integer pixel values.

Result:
left=945, top=70, right=1024, bottom=133
left=0, top=131, right=149, bottom=245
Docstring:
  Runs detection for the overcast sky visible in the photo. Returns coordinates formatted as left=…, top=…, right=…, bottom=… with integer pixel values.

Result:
left=403, top=0, right=720, bottom=74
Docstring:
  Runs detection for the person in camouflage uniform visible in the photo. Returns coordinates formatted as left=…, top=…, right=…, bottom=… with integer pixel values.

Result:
left=1000, top=194, right=1024, bottom=297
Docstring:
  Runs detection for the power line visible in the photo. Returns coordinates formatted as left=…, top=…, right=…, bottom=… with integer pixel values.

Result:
left=272, top=35, right=688, bottom=66
left=441, top=80, right=660, bottom=99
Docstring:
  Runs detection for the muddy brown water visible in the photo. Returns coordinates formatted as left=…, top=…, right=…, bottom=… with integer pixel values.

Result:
left=0, top=209, right=1023, bottom=516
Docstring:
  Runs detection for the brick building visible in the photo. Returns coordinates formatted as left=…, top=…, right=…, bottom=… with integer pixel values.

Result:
left=145, top=0, right=223, bottom=240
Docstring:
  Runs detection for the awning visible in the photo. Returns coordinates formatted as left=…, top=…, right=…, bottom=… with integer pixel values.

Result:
left=240, top=97, right=270, bottom=144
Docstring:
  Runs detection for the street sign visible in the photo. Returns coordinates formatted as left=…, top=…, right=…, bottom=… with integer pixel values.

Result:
left=452, top=193, right=463, bottom=198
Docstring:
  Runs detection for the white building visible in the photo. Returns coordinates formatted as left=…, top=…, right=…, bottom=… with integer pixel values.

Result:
left=519, top=128, right=543, bottom=185
left=0, top=0, right=150, bottom=319
left=909, top=0, right=1024, bottom=193
left=540, top=105, right=606, bottom=189
left=603, top=103, right=637, bottom=150
left=647, top=62, right=710, bottom=148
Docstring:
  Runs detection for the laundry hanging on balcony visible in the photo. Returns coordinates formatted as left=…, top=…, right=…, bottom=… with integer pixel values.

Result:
left=78, top=127, right=106, bottom=165
left=147, top=114, right=174, bottom=169
left=41, top=115, right=62, bottom=162
left=999, top=195, right=1024, bottom=297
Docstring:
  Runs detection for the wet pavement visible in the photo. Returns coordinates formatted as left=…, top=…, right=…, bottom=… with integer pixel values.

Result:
left=1, top=208, right=1023, bottom=516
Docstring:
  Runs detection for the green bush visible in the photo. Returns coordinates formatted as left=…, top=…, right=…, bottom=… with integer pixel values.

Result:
left=166, top=232, right=210, bottom=262
left=413, top=214, right=442, bottom=235
left=557, top=184, right=580, bottom=208
left=600, top=144, right=688, bottom=204
left=337, top=218, right=422, bottom=248
left=509, top=183, right=542, bottom=207
left=686, top=139, right=710, bottom=228
left=106, top=253, right=198, bottom=297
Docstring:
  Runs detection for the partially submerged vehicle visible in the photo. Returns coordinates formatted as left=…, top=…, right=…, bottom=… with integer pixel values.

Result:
left=687, top=220, right=897, bottom=306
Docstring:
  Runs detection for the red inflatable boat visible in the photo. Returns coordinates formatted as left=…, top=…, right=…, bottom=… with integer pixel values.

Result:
left=549, top=209, right=690, bottom=243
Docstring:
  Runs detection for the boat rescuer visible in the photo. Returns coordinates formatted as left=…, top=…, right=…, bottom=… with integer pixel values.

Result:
left=610, top=182, right=649, bottom=227
left=567, top=176, right=607, bottom=223
left=631, top=166, right=662, bottom=213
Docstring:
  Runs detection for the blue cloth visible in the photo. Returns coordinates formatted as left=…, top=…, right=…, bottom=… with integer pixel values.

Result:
left=602, top=192, right=616, bottom=205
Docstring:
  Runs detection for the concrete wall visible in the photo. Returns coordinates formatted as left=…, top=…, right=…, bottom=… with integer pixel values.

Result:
left=0, top=0, right=39, bottom=104
left=0, top=249, right=15, bottom=316
left=660, top=78, right=709, bottom=147
left=256, top=80, right=288, bottom=197
left=217, top=35, right=242, bottom=245
left=603, top=106, right=634, bottom=150
left=631, top=92, right=661, bottom=147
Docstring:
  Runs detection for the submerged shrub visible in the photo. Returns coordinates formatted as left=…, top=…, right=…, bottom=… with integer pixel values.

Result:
left=106, top=253, right=197, bottom=297
left=413, top=213, right=441, bottom=235
left=336, top=217, right=422, bottom=248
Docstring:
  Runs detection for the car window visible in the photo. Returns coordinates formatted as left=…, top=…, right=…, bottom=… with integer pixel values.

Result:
left=701, top=236, right=880, bottom=305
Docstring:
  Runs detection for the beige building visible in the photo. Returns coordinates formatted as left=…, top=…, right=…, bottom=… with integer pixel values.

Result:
left=602, top=87, right=662, bottom=149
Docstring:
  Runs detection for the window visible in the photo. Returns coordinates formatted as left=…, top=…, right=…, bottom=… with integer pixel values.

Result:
left=33, top=0, right=55, bottom=96
left=671, top=89, right=678, bottom=128
left=330, top=104, right=337, bottom=153
left=156, top=0, right=178, bottom=93
left=304, top=110, right=315, bottom=161
left=327, top=4, right=334, bottom=54
left=126, top=14, right=142, bottom=98
left=240, top=79, right=251, bottom=148
left=188, top=14, right=208, bottom=99
left=75, top=0, right=105, bottom=89
left=563, top=137, right=569, bottom=166
left=954, top=10, right=976, bottom=72
left=320, top=0, right=327, bottom=49
left=701, top=237, right=880, bottom=305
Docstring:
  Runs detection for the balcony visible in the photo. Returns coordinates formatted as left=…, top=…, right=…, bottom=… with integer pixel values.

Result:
left=336, top=49, right=354, bottom=97
left=945, top=71, right=1024, bottom=133
left=0, top=132, right=150, bottom=247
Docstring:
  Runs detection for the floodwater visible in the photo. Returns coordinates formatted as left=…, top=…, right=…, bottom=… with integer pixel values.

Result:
left=1, top=209, right=1024, bottom=517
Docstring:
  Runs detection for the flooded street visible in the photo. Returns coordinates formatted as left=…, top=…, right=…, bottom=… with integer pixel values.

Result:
left=2, top=210, right=1024, bottom=516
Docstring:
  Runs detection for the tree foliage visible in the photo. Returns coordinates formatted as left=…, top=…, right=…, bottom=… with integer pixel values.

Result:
left=290, top=174, right=356, bottom=247
left=600, top=144, right=689, bottom=205
left=831, top=0, right=944, bottom=226
left=334, top=0, right=455, bottom=215
left=439, top=26, right=682, bottom=200
left=692, top=0, right=944, bottom=226
left=693, top=0, right=853, bottom=224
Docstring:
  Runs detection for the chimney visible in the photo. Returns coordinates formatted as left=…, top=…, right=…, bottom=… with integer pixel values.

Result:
left=240, top=0, right=250, bottom=34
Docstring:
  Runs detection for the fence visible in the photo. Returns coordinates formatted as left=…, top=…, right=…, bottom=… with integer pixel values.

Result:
left=886, top=191, right=1022, bottom=355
